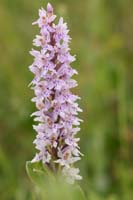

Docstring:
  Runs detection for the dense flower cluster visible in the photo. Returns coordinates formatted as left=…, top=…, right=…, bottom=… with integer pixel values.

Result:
left=29, top=3, right=82, bottom=184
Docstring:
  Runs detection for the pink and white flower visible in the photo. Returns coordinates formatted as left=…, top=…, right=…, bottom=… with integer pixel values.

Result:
left=29, top=3, right=82, bottom=183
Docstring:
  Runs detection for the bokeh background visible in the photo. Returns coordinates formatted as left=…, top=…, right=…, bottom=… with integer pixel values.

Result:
left=0, top=0, right=133, bottom=199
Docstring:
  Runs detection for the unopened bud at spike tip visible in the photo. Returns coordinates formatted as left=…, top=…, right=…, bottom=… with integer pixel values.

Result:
left=47, top=3, right=53, bottom=14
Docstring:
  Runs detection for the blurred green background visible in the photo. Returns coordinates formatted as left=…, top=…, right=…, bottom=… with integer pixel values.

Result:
left=0, top=0, right=133, bottom=199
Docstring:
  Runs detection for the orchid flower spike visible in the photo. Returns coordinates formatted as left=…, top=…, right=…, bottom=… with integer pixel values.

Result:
left=29, top=2, right=83, bottom=184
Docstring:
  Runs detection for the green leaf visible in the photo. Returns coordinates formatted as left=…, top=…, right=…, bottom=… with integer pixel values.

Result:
left=73, top=184, right=86, bottom=200
left=26, top=161, right=45, bottom=185
left=26, top=161, right=86, bottom=200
